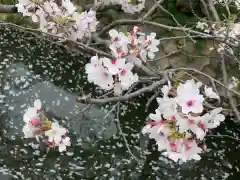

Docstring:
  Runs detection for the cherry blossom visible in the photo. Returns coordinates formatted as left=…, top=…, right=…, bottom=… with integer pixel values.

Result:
left=58, top=136, right=71, bottom=152
left=45, top=122, right=71, bottom=152
left=156, top=96, right=178, bottom=120
left=85, top=53, right=139, bottom=95
left=45, top=121, right=67, bottom=144
left=204, top=86, right=220, bottom=99
left=163, top=139, right=202, bottom=163
left=109, top=29, right=129, bottom=58
left=16, top=0, right=99, bottom=40
left=176, top=79, right=204, bottom=114
left=108, top=28, right=160, bottom=65
left=161, top=84, right=171, bottom=97
left=22, top=100, right=71, bottom=152
left=143, top=32, right=160, bottom=60
left=22, top=99, right=43, bottom=141
left=14, top=0, right=230, bottom=163
left=142, top=79, right=225, bottom=162
left=202, top=107, right=225, bottom=127
left=23, top=99, right=41, bottom=124
left=62, top=0, right=76, bottom=15
left=22, top=123, right=37, bottom=138
left=102, top=58, right=126, bottom=75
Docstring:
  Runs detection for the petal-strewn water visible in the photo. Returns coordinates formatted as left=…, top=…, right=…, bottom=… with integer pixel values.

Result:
left=0, top=25, right=239, bottom=179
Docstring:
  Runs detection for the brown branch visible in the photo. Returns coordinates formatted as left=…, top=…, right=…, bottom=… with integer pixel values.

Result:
left=76, top=78, right=167, bottom=104
left=139, top=0, right=164, bottom=20
left=220, top=53, right=240, bottom=121
left=97, top=19, right=239, bottom=47
left=0, top=4, right=17, bottom=13
left=207, top=0, right=220, bottom=22
left=168, top=67, right=240, bottom=97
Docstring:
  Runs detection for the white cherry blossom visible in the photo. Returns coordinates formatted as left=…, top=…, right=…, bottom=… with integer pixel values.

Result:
left=156, top=96, right=178, bottom=120
left=34, top=99, right=42, bottom=110
left=142, top=122, right=171, bottom=151
left=62, top=0, right=76, bottom=15
left=85, top=57, right=114, bottom=90
left=22, top=123, right=37, bottom=138
left=109, top=29, right=129, bottom=57
left=102, top=58, right=126, bottom=75
left=176, top=79, right=204, bottom=114
left=23, top=107, right=38, bottom=123
left=143, top=78, right=225, bottom=162
left=161, top=85, right=171, bottom=97
left=204, top=86, right=220, bottom=99
left=114, top=71, right=138, bottom=95
left=163, top=139, right=202, bottom=162
left=145, top=32, right=160, bottom=60
left=58, top=136, right=71, bottom=152
left=45, top=122, right=67, bottom=144
left=202, top=107, right=225, bottom=128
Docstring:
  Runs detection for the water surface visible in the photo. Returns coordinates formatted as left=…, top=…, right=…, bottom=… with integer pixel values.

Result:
left=0, top=25, right=239, bottom=179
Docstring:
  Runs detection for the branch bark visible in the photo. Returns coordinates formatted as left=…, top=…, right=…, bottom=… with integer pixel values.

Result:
left=76, top=78, right=167, bottom=104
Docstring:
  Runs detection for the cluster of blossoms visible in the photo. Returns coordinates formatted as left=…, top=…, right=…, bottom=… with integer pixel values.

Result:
left=85, top=26, right=160, bottom=95
left=142, top=79, right=225, bottom=163
left=22, top=99, right=71, bottom=152
left=196, top=20, right=240, bottom=54
left=16, top=0, right=98, bottom=40
left=95, top=0, right=145, bottom=14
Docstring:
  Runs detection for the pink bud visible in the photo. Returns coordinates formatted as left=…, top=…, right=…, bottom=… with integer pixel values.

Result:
left=111, top=59, right=116, bottom=64
left=198, top=122, right=206, bottom=130
left=30, top=117, right=41, bottom=126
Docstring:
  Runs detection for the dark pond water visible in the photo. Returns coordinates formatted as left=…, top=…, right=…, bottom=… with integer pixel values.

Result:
left=0, top=25, right=239, bottom=180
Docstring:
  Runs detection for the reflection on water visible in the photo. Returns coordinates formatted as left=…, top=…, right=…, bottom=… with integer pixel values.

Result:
left=0, top=26, right=239, bottom=179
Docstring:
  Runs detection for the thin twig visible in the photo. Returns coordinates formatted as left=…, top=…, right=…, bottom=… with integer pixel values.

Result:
left=154, top=0, right=196, bottom=43
left=97, top=19, right=238, bottom=47
left=139, top=0, right=163, bottom=20
left=116, top=104, right=142, bottom=163
left=64, top=104, right=92, bottom=125
left=145, top=89, right=162, bottom=112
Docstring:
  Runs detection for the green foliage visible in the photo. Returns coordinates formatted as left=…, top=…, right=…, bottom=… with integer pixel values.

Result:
left=194, top=39, right=206, bottom=55
left=0, top=0, right=16, bottom=5
left=76, top=5, right=83, bottom=14
left=167, top=0, right=176, bottom=14
left=165, top=0, right=189, bottom=25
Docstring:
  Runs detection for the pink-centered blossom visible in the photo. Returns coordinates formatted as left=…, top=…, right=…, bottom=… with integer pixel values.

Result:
left=163, top=139, right=202, bottom=162
left=176, top=79, right=204, bottom=114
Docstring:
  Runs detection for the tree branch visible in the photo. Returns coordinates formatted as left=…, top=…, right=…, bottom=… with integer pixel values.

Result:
left=76, top=78, right=167, bottom=104
left=97, top=19, right=239, bottom=47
